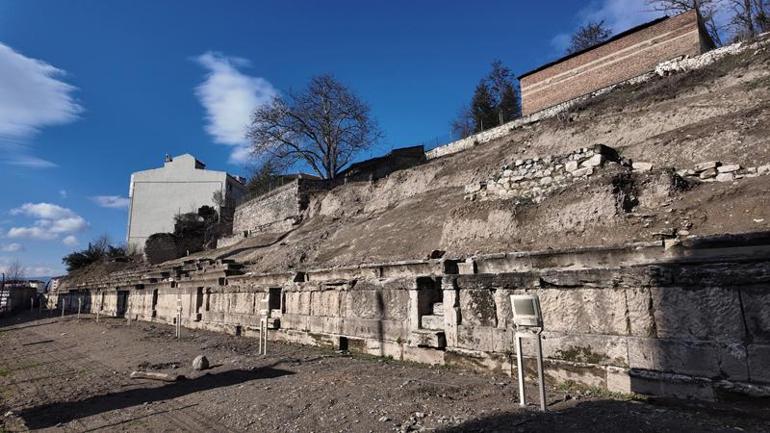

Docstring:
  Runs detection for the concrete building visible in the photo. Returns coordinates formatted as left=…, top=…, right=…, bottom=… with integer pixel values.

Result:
left=127, top=154, right=246, bottom=251
left=518, top=10, right=715, bottom=116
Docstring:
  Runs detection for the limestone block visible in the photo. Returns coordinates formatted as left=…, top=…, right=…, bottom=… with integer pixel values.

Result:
left=699, top=168, right=717, bottom=179
left=715, top=172, right=735, bottom=182
left=580, top=154, right=603, bottom=168
left=456, top=325, right=498, bottom=352
left=758, top=164, right=770, bottom=175
left=694, top=161, right=718, bottom=171
left=528, top=332, right=629, bottom=367
left=432, top=302, right=444, bottom=316
left=284, top=291, right=311, bottom=316
left=626, top=287, right=655, bottom=337
left=607, top=366, right=632, bottom=394
left=539, top=176, right=553, bottom=185
left=627, top=338, right=720, bottom=378
left=538, top=288, right=628, bottom=335
left=421, top=314, right=444, bottom=330
left=741, top=286, right=770, bottom=342
left=650, top=287, right=745, bottom=342
left=633, top=162, right=653, bottom=172
left=310, top=290, right=341, bottom=317
left=748, top=344, right=770, bottom=383
left=717, top=164, right=740, bottom=173
left=571, top=167, right=593, bottom=177
left=459, top=289, right=497, bottom=327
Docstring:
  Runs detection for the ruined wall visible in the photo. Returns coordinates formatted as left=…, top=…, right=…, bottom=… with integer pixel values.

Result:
left=68, top=235, right=770, bottom=400
left=230, top=178, right=329, bottom=242
left=519, top=11, right=704, bottom=115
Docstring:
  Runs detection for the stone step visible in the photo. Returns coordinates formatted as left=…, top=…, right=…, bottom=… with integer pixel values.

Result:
left=420, top=314, right=444, bottom=330
left=432, top=302, right=444, bottom=316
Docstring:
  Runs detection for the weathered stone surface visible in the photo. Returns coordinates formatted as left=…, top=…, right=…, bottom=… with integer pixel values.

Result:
left=694, top=161, right=718, bottom=171
left=650, top=287, right=745, bottom=342
left=627, top=338, right=720, bottom=378
left=717, top=164, right=740, bottom=173
left=715, top=172, right=735, bottom=182
left=748, top=344, right=770, bottom=383
left=626, top=287, right=655, bottom=337
left=581, top=154, right=603, bottom=168
left=571, top=167, right=593, bottom=177
left=741, top=286, right=770, bottom=343
left=565, top=160, right=579, bottom=172
left=633, top=162, right=653, bottom=172
left=758, top=164, right=770, bottom=175
left=459, top=289, right=497, bottom=327
left=699, top=168, right=717, bottom=179
left=192, top=355, right=209, bottom=371
left=538, top=288, right=628, bottom=335
left=421, top=314, right=444, bottom=330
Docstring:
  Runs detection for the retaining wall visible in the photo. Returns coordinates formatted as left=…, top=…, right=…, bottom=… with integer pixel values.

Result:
left=64, top=233, right=770, bottom=400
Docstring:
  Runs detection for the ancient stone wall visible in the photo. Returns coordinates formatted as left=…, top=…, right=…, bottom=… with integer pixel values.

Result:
left=229, top=178, right=329, bottom=243
left=66, top=234, right=770, bottom=399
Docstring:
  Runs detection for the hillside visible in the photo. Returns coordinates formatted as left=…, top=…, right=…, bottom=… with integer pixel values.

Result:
left=68, top=37, right=770, bottom=281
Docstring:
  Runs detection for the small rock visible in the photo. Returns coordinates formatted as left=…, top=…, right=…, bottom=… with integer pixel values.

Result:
left=694, top=161, right=718, bottom=171
left=757, top=164, right=770, bottom=175
left=379, top=416, right=390, bottom=422
left=717, top=164, right=740, bottom=173
left=632, top=162, right=653, bottom=172
left=699, top=168, right=717, bottom=179
left=716, top=172, right=735, bottom=182
left=192, top=355, right=210, bottom=371
left=580, top=154, right=603, bottom=168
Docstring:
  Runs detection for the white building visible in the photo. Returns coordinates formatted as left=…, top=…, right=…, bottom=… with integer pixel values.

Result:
left=126, top=154, right=246, bottom=251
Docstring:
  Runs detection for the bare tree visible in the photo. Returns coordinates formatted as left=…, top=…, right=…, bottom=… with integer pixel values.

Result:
left=6, top=259, right=25, bottom=281
left=567, top=21, right=613, bottom=54
left=647, top=0, right=724, bottom=45
left=450, top=104, right=475, bottom=139
left=728, top=0, right=770, bottom=39
left=247, top=75, right=382, bottom=180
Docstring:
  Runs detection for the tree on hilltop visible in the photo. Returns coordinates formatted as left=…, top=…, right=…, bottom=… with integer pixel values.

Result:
left=451, top=60, right=521, bottom=138
left=247, top=75, right=383, bottom=180
left=566, top=20, right=613, bottom=54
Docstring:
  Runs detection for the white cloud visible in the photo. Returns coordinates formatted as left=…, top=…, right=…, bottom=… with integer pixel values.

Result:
left=11, top=202, right=77, bottom=220
left=0, top=42, right=82, bottom=167
left=0, top=243, right=23, bottom=252
left=0, top=43, right=82, bottom=138
left=62, top=235, right=78, bottom=246
left=194, top=51, right=277, bottom=164
left=90, top=195, right=130, bottom=209
left=7, top=202, right=88, bottom=241
left=59, top=189, right=68, bottom=199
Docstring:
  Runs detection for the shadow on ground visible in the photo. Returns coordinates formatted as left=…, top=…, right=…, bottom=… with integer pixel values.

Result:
left=18, top=366, right=294, bottom=429
left=435, top=399, right=769, bottom=433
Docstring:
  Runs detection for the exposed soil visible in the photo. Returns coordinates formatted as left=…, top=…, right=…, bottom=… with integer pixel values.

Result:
left=1, top=312, right=769, bottom=432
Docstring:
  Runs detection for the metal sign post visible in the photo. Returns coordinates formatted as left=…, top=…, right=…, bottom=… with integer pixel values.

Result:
left=510, top=294, right=547, bottom=412
left=77, top=298, right=82, bottom=320
left=176, top=297, right=182, bottom=339
left=258, top=317, right=268, bottom=355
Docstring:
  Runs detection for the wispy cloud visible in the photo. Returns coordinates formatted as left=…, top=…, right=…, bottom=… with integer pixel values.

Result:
left=0, top=243, right=23, bottom=253
left=7, top=202, right=88, bottom=241
left=62, top=235, right=78, bottom=246
left=0, top=42, right=82, bottom=167
left=90, top=195, right=130, bottom=209
left=194, top=51, right=277, bottom=164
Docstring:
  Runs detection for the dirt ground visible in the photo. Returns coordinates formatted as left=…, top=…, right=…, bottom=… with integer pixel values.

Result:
left=1, top=312, right=768, bottom=433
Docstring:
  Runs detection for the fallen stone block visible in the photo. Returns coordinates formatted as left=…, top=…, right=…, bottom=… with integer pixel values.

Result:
left=633, top=162, right=653, bottom=172
left=718, top=164, right=740, bottom=173
left=571, top=167, right=593, bottom=177
left=716, top=173, right=735, bottom=182
left=699, top=168, right=717, bottom=179
left=130, top=371, right=185, bottom=382
left=580, top=154, right=603, bottom=168
left=758, top=164, right=770, bottom=175
left=694, top=161, right=719, bottom=171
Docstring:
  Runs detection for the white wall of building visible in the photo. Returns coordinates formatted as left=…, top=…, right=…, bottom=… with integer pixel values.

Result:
left=126, top=154, right=245, bottom=251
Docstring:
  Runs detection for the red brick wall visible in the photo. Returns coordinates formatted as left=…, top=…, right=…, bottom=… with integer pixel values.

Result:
left=520, top=10, right=706, bottom=116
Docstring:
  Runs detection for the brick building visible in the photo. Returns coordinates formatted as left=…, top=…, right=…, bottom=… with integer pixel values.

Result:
left=518, top=10, right=715, bottom=116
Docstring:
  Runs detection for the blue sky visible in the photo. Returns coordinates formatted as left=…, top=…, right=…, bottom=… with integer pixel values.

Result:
left=0, top=0, right=679, bottom=276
